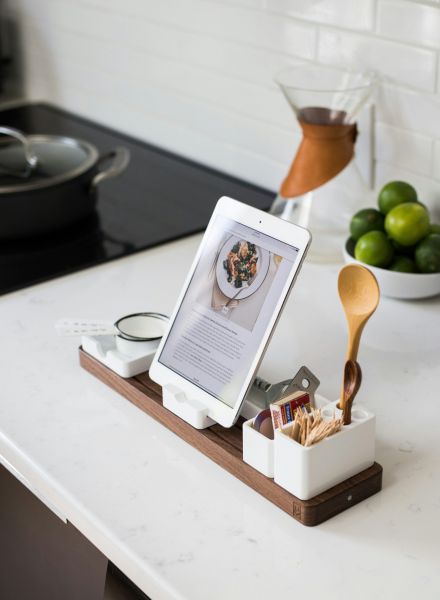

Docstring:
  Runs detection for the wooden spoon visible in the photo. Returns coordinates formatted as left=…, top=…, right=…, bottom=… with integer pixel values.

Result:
left=338, top=264, right=380, bottom=362
left=338, top=264, right=379, bottom=411
left=340, top=360, right=362, bottom=425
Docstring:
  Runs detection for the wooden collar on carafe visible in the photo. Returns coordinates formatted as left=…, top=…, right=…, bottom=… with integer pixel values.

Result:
left=280, top=118, right=358, bottom=199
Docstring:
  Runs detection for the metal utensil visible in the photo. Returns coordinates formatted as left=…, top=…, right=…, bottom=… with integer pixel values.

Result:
left=222, top=273, right=257, bottom=312
left=56, top=318, right=117, bottom=337
left=340, top=360, right=362, bottom=425
left=253, top=366, right=320, bottom=407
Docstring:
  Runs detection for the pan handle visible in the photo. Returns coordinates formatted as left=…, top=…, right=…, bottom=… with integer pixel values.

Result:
left=91, top=146, right=130, bottom=188
left=0, top=126, right=38, bottom=173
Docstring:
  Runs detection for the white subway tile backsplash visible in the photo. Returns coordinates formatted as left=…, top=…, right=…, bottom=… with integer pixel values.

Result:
left=23, top=39, right=297, bottom=160
left=72, top=0, right=317, bottom=60
left=377, top=85, right=440, bottom=138
left=432, top=141, right=440, bottom=182
left=23, top=40, right=294, bottom=131
left=375, top=122, right=433, bottom=176
left=266, top=0, right=375, bottom=31
left=11, top=0, right=440, bottom=196
left=377, top=1, right=440, bottom=49
left=437, top=58, right=440, bottom=94
left=209, top=0, right=264, bottom=8
left=318, top=29, right=437, bottom=92
left=21, top=12, right=306, bottom=91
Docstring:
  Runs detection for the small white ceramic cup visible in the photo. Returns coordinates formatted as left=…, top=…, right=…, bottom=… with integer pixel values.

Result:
left=114, top=312, right=168, bottom=356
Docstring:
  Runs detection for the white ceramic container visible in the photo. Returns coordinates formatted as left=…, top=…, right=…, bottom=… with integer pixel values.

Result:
left=242, top=394, right=330, bottom=480
left=343, top=240, right=440, bottom=299
left=115, top=334, right=160, bottom=356
left=274, top=402, right=375, bottom=500
left=242, top=396, right=375, bottom=500
left=242, top=418, right=275, bottom=477
left=82, top=335, right=158, bottom=378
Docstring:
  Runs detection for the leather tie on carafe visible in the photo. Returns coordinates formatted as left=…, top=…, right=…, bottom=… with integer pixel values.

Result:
left=280, top=119, right=358, bottom=199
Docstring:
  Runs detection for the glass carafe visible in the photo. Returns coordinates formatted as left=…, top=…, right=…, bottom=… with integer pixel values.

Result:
left=270, top=66, right=375, bottom=262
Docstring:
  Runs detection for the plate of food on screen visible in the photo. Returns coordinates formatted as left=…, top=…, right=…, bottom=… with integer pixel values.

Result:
left=216, top=237, right=270, bottom=299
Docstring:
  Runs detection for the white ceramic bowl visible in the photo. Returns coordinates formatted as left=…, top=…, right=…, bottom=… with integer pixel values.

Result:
left=114, top=312, right=169, bottom=356
left=343, top=239, right=440, bottom=299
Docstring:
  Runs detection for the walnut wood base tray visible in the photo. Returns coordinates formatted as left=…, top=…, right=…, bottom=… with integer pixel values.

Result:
left=79, top=348, right=383, bottom=527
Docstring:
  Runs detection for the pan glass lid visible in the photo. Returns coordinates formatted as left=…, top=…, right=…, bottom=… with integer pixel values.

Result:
left=0, top=135, right=97, bottom=186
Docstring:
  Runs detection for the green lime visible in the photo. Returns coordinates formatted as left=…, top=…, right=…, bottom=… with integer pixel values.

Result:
left=385, top=202, right=430, bottom=246
left=355, top=231, right=394, bottom=268
left=378, top=181, right=418, bottom=214
left=350, top=208, right=385, bottom=241
left=428, top=233, right=440, bottom=249
left=389, top=255, right=417, bottom=273
left=429, top=223, right=440, bottom=234
left=415, top=234, right=440, bottom=273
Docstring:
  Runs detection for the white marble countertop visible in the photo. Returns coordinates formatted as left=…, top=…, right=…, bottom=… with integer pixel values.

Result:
left=1, top=234, right=440, bottom=600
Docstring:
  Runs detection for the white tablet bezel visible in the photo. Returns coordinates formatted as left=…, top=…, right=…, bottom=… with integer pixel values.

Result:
left=149, top=196, right=311, bottom=428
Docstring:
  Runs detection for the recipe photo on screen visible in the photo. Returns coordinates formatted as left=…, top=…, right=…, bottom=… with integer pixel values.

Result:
left=159, top=215, right=300, bottom=408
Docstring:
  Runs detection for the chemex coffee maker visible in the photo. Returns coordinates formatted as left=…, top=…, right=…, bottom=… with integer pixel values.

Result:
left=270, top=65, right=375, bottom=262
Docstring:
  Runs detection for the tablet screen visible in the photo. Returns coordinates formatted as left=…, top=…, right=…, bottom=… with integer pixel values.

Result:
left=158, top=215, right=300, bottom=408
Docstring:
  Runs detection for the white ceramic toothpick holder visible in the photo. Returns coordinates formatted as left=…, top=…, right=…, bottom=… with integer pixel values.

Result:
left=243, top=393, right=330, bottom=478
left=274, top=402, right=375, bottom=500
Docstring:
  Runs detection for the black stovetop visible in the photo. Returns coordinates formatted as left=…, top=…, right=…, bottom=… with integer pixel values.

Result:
left=0, top=103, right=272, bottom=295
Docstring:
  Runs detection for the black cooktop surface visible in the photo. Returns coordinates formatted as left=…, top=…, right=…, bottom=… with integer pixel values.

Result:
left=0, top=103, right=272, bottom=295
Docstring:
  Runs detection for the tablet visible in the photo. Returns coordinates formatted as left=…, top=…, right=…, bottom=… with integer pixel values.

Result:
left=149, top=196, right=311, bottom=428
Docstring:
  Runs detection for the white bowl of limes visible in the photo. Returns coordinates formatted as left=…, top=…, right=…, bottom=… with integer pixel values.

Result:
left=343, top=181, right=440, bottom=300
